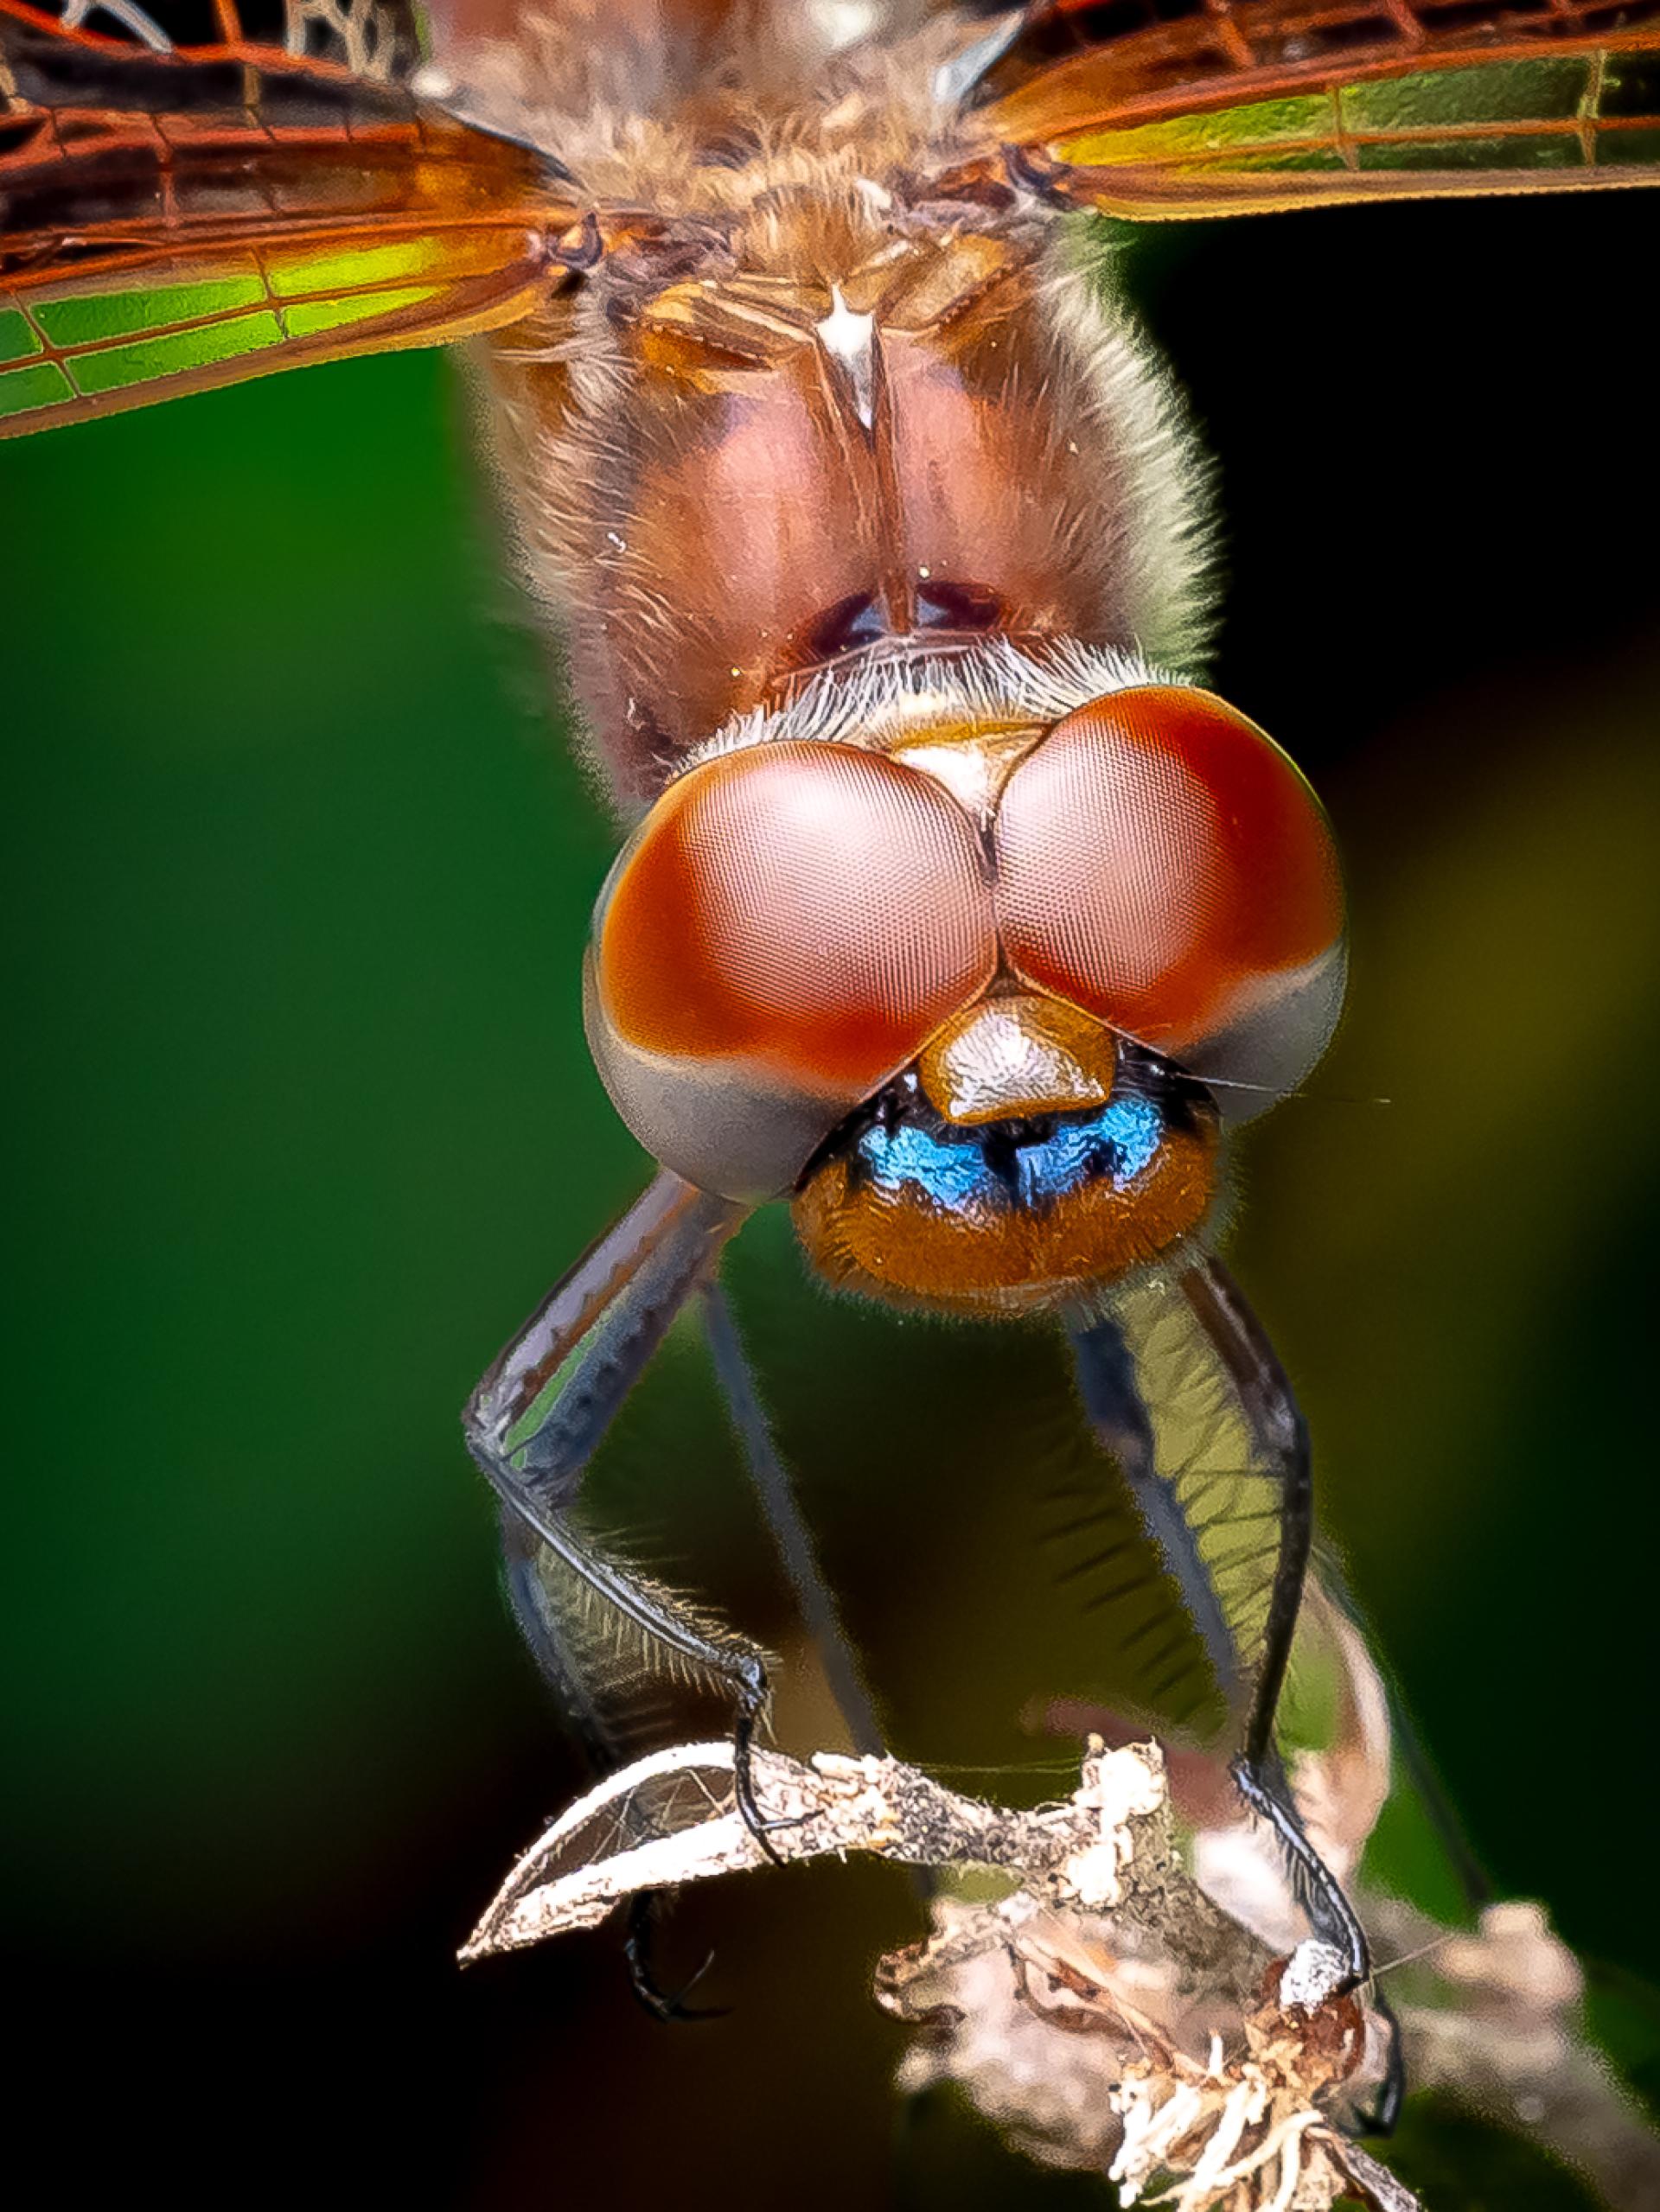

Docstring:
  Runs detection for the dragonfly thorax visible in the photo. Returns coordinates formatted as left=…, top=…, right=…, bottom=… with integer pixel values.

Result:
left=482, top=203, right=1212, bottom=806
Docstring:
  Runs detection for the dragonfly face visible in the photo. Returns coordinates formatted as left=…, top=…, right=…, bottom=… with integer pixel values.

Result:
left=586, top=678, right=1344, bottom=1307
left=4, top=0, right=1656, bottom=2095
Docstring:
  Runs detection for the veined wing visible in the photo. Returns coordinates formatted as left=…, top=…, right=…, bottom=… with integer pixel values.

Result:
left=0, top=0, right=573, bottom=432
left=954, top=0, right=1660, bottom=218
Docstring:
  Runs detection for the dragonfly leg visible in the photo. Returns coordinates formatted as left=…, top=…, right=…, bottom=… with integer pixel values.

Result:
left=1068, top=1308, right=1248, bottom=1714
left=622, top=1895, right=725, bottom=2024
left=1359, top=1985, right=1406, bottom=2136
left=501, top=1515, right=726, bottom=2019
left=465, top=1171, right=788, bottom=1877
left=1068, top=1267, right=1371, bottom=1994
left=1232, top=1750, right=1401, bottom=2132
left=1178, top=1260, right=1376, bottom=2001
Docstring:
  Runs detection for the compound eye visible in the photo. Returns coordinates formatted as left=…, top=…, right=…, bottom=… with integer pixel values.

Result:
left=994, top=687, right=1344, bottom=1116
left=589, top=741, right=996, bottom=1197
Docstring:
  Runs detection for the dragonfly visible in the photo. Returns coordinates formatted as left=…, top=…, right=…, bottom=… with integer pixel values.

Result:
left=4, top=0, right=1656, bottom=2102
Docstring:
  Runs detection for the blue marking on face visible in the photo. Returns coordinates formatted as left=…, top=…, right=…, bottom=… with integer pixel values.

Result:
left=852, top=1093, right=1165, bottom=1213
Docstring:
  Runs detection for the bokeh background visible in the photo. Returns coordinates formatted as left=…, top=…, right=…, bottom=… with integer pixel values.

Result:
left=3, top=186, right=1657, bottom=2208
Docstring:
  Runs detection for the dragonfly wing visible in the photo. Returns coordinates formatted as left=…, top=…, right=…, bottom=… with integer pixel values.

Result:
left=954, top=0, right=1660, bottom=218
left=0, top=0, right=571, bottom=432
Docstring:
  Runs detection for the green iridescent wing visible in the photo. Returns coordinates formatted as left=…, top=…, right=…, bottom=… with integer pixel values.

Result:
left=957, top=0, right=1660, bottom=218
left=0, top=0, right=571, bottom=432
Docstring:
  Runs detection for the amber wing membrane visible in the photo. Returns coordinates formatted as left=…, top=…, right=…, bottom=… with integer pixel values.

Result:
left=961, top=0, right=1660, bottom=217
left=0, top=0, right=570, bottom=432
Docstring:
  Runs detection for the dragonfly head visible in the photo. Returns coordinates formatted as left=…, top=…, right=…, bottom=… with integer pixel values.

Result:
left=584, top=674, right=1344, bottom=1310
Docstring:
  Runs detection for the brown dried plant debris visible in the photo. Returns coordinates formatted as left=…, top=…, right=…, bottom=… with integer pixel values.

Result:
left=463, top=1732, right=1411, bottom=2211
left=462, top=1583, right=1660, bottom=2209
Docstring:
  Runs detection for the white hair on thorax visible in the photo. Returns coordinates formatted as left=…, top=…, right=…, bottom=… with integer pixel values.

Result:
left=675, top=633, right=1182, bottom=781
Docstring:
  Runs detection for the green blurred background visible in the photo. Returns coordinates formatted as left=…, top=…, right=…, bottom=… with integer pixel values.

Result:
left=3, top=190, right=1657, bottom=2207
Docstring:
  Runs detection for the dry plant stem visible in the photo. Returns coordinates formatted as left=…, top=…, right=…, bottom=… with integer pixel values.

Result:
left=463, top=1738, right=1217, bottom=1958
left=463, top=1736, right=1660, bottom=2210
left=463, top=1739, right=1419, bottom=2212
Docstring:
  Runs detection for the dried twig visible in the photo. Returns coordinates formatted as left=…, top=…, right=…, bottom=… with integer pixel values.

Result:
left=463, top=1736, right=1410, bottom=2209
left=462, top=1601, right=1660, bottom=2209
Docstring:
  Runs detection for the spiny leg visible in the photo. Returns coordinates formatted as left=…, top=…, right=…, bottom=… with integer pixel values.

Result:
left=1067, top=1259, right=1392, bottom=2116
left=466, top=1170, right=789, bottom=1925
left=501, top=1511, right=724, bottom=2021
left=1176, top=1259, right=1370, bottom=1985
left=1183, top=1258, right=1403, bottom=2131
left=1067, top=1305, right=1247, bottom=1719
left=1288, top=1558, right=1488, bottom=2135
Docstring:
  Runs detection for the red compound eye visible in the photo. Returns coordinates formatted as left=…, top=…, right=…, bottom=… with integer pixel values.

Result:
left=590, top=741, right=997, bottom=1196
left=993, top=687, right=1344, bottom=1111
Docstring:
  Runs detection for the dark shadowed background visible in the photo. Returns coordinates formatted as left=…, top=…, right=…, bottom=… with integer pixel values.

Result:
left=3, top=189, right=1657, bottom=2208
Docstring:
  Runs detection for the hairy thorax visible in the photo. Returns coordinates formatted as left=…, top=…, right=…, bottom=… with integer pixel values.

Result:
left=477, top=118, right=1209, bottom=806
